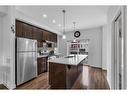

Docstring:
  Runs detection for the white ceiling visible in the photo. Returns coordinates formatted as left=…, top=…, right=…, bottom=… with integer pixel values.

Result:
left=15, top=6, right=110, bottom=33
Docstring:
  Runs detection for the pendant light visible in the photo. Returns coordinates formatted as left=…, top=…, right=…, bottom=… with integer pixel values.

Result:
left=73, top=22, right=76, bottom=42
left=62, top=10, right=66, bottom=39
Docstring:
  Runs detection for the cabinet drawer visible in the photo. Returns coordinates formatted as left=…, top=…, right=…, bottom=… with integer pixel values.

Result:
left=37, top=57, right=47, bottom=75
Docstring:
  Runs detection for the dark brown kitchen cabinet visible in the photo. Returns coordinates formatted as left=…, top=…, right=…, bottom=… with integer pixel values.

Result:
left=37, top=57, right=47, bottom=75
left=52, top=33, right=57, bottom=42
left=38, top=29, right=43, bottom=42
left=43, top=30, right=50, bottom=41
left=54, top=33, right=57, bottom=42
left=50, top=32, right=57, bottom=42
left=42, top=31, right=57, bottom=42
left=48, top=32, right=52, bottom=41
left=32, top=27, right=38, bottom=40
left=42, top=30, right=46, bottom=40
left=16, top=20, right=57, bottom=43
left=22, top=23, right=33, bottom=39
left=16, top=20, right=23, bottom=37
left=49, top=62, right=83, bottom=89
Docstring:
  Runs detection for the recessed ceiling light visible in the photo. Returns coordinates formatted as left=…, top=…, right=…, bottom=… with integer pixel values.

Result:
left=58, top=24, right=61, bottom=27
left=43, top=14, right=47, bottom=18
left=52, top=19, right=56, bottom=23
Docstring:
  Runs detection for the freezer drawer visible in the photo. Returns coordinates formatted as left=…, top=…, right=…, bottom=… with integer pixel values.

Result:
left=16, top=52, right=37, bottom=85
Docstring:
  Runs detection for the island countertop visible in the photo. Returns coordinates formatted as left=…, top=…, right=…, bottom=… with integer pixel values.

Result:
left=48, top=54, right=88, bottom=66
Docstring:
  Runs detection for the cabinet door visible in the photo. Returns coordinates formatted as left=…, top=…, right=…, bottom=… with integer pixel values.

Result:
left=43, top=31, right=48, bottom=41
left=52, top=33, right=57, bottom=42
left=43, top=57, right=47, bottom=72
left=42, top=58, right=46, bottom=72
left=28, top=25, right=33, bottom=39
left=66, top=65, right=78, bottom=88
left=22, top=23, right=33, bottom=39
left=16, top=20, right=23, bottom=37
left=42, top=31, right=46, bottom=40
left=39, top=29, right=43, bottom=42
left=49, top=32, right=57, bottom=42
left=32, top=27, right=38, bottom=40
left=46, top=31, right=50, bottom=41
left=37, top=58, right=43, bottom=75
left=54, top=33, right=57, bottom=42
left=51, top=33, right=54, bottom=42
left=37, top=57, right=47, bottom=75
left=37, top=58, right=42, bottom=75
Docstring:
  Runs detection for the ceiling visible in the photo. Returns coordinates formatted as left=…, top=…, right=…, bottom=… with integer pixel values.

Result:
left=15, top=6, right=110, bottom=33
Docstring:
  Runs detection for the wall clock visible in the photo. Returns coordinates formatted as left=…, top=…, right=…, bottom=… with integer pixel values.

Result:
left=74, top=31, right=80, bottom=38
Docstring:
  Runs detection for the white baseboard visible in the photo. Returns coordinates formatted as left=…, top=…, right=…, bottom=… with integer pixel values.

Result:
left=2, top=82, right=16, bottom=90
left=0, top=79, right=16, bottom=89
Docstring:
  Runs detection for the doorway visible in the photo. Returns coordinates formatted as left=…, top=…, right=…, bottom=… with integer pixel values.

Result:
left=114, top=11, right=124, bottom=89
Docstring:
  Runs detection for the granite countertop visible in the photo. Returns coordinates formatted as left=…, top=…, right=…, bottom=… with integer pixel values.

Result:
left=48, top=54, right=88, bottom=66
left=37, top=53, right=63, bottom=58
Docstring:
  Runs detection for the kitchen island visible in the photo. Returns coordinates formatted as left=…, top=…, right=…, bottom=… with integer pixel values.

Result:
left=48, top=55, right=88, bottom=89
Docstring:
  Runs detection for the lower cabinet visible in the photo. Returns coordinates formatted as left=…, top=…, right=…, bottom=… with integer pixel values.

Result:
left=49, top=62, right=83, bottom=89
left=37, top=57, right=47, bottom=75
left=66, top=65, right=78, bottom=89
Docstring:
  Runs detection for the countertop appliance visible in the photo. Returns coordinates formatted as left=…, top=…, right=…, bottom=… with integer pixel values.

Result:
left=46, top=40, right=56, bottom=48
left=16, top=37, right=37, bottom=86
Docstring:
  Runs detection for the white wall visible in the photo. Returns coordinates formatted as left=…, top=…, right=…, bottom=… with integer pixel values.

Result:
left=102, top=25, right=108, bottom=70
left=0, top=6, right=8, bottom=85
left=58, top=27, right=103, bottom=68
left=0, top=6, right=8, bottom=16
left=0, top=6, right=16, bottom=89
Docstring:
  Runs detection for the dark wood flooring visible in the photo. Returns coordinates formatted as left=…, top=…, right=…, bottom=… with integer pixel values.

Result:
left=72, top=65, right=109, bottom=89
left=16, top=65, right=109, bottom=89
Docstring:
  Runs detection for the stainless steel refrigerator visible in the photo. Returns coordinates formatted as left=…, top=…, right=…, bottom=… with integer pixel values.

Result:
left=16, top=37, right=37, bottom=86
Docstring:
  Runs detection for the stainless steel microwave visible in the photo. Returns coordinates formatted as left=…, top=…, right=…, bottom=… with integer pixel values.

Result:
left=46, top=41, right=56, bottom=48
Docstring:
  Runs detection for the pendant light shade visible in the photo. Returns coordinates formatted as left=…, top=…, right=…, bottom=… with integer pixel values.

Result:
left=62, top=34, right=66, bottom=39
left=62, top=10, right=66, bottom=39
left=73, top=39, right=76, bottom=42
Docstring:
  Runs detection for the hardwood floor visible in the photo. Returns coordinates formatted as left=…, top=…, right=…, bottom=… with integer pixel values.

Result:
left=16, top=65, right=109, bottom=90
left=72, top=65, right=109, bottom=89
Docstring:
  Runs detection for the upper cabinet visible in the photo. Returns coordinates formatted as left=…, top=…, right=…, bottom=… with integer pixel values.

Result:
left=16, top=20, right=33, bottom=39
left=22, top=23, right=33, bottom=39
left=53, top=33, right=57, bottom=42
left=16, top=20, right=23, bottom=37
left=16, top=20, right=57, bottom=45
left=43, top=30, right=49, bottom=41
left=36, top=28, right=43, bottom=42
left=42, top=31, right=57, bottom=42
